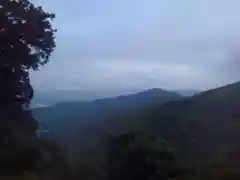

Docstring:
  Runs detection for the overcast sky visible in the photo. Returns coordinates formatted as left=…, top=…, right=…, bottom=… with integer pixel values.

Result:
left=31, top=0, right=240, bottom=91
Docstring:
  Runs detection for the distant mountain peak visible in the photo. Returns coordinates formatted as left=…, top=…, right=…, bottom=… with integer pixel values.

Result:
left=143, top=88, right=168, bottom=93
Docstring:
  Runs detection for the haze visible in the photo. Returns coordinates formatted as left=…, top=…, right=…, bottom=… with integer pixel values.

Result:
left=32, top=0, right=240, bottom=92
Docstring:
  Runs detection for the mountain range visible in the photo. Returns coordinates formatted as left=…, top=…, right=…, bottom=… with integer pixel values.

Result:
left=31, top=88, right=198, bottom=108
left=34, top=88, right=182, bottom=139
left=33, top=82, right=240, bottom=176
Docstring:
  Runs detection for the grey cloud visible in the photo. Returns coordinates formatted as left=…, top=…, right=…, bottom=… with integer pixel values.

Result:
left=32, top=0, right=240, bottom=91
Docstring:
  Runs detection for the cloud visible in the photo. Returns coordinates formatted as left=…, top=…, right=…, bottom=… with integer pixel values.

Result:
left=32, top=0, right=240, bottom=91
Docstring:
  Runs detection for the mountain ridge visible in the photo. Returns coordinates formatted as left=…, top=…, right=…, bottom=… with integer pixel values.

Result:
left=34, top=82, right=240, bottom=175
left=34, top=88, right=183, bottom=144
left=32, top=88, right=188, bottom=107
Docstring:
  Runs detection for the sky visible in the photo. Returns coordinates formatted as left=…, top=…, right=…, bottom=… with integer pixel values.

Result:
left=32, top=0, right=240, bottom=92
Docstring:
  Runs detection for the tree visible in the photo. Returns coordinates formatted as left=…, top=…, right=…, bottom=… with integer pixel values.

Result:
left=106, top=132, right=185, bottom=180
left=0, top=0, right=56, bottom=108
left=0, top=0, right=56, bottom=174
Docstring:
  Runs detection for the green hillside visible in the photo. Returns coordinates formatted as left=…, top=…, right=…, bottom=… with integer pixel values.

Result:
left=147, top=82, right=240, bottom=170
left=33, top=82, right=240, bottom=179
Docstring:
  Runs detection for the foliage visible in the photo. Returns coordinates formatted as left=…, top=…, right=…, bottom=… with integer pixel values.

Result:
left=106, top=132, right=185, bottom=180
left=39, top=139, right=73, bottom=180
left=0, top=0, right=56, bottom=175
left=0, top=0, right=56, bottom=107
left=0, top=109, right=41, bottom=174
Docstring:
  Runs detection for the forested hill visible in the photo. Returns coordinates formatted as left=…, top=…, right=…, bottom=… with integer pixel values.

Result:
left=34, top=88, right=182, bottom=134
left=34, top=82, right=240, bottom=178
left=145, top=81, right=240, bottom=169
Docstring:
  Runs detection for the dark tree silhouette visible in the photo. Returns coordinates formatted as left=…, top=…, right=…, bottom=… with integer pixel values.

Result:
left=0, top=0, right=56, bottom=108
left=0, top=0, right=56, bottom=174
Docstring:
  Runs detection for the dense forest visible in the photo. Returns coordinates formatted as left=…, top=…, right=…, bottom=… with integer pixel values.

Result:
left=0, top=0, right=240, bottom=180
